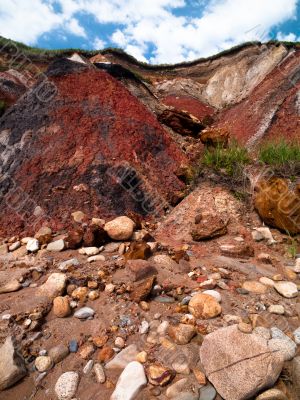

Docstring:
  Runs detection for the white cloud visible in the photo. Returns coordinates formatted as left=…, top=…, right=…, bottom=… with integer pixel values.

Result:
left=277, top=31, right=298, bottom=41
left=0, top=0, right=298, bottom=63
left=93, top=36, right=106, bottom=49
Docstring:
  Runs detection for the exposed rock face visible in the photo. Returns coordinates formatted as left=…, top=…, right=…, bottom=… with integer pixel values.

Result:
left=0, top=336, right=27, bottom=391
left=158, top=109, right=205, bottom=137
left=200, top=325, right=284, bottom=400
left=0, top=59, right=186, bottom=236
left=254, top=178, right=300, bottom=234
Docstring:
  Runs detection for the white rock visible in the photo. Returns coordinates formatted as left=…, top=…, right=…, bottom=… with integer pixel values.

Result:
left=293, top=327, right=300, bottom=345
left=106, top=345, right=138, bottom=369
left=114, top=337, right=125, bottom=349
left=202, top=290, right=222, bottom=303
left=104, top=216, right=135, bottom=241
left=294, top=258, right=300, bottom=273
left=26, top=238, right=40, bottom=252
left=105, top=283, right=115, bottom=293
left=87, top=255, right=105, bottom=263
left=82, top=247, right=100, bottom=256
left=83, top=360, right=94, bottom=374
left=268, top=305, right=285, bottom=315
left=157, top=321, right=169, bottom=335
left=259, top=277, right=275, bottom=287
left=9, top=241, right=21, bottom=252
left=0, top=336, right=26, bottom=390
left=37, top=273, right=67, bottom=298
left=274, top=281, right=298, bottom=298
left=35, top=356, right=53, bottom=372
left=253, top=227, right=276, bottom=244
left=47, top=239, right=65, bottom=252
left=139, top=321, right=150, bottom=334
left=94, top=363, right=106, bottom=383
left=74, top=307, right=95, bottom=319
left=55, top=372, right=79, bottom=400
left=58, top=258, right=80, bottom=271
left=110, top=362, right=147, bottom=400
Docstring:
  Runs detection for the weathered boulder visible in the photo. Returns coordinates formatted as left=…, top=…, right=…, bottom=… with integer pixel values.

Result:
left=200, top=325, right=284, bottom=400
left=254, top=178, right=300, bottom=234
left=0, top=336, right=26, bottom=390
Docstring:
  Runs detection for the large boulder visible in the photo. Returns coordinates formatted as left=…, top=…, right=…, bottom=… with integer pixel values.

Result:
left=254, top=178, right=300, bottom=234
left=200, top=325, right=284, bottom=400
left=0, top=336, right=27, bottom=390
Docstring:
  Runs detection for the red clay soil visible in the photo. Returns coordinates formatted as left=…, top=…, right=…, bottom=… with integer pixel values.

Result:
left=217, top=49, right=300, bottom=145
left=0, top=61, right=187, bottom=236
left=162, top=95, right=215, bottom=121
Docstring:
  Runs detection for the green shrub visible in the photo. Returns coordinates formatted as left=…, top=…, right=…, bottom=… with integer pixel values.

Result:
left=202, top=140, right=250, bottom=176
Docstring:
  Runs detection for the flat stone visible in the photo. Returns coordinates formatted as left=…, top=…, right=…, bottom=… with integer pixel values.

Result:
left=259, top=277, right=275, bottom=287
left=242, top=281, right=267, bottom=294
left=202, top=290, right=222, bottom=303
left=47, top=239, right=65, bottom=252
left=0, top=336, right=26, bottom=390
left=200, top=325, right=284, bottom=400
left=58, top=258, right=80, bottom=271
left=126, top=259, right=157, bottom=281
left=255, top=388, right=288, bottom=400
left=37, top=273, right=67, bottom=298
left=94, top=363, right=106, bottom=383
left=168, top=323, right=196, bottom=345
left=106, top=344, right=139, bottom=369
left=55, top=371, right=79, bottom=400
left=82, top=247, right=100, bottom=256
left=274, top=281, right=298, bottom=298
left=268, top=305, right=285, bottom=315
left=74, top=307, right=95, bottom=319
left=111, top=361, right=146, bottom=400
left=166, top=378, right=199, bottom=399
left=87, top=255, right=105, bottom=263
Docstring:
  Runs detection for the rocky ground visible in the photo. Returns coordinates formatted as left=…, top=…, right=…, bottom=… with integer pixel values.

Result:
left=0, top=182, right=299, bottom=400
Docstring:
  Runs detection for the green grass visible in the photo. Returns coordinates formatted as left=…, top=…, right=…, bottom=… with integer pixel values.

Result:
left=259, top=139, right=300, bottom=166
left=202, top=140, right=250, bottom=176
left=0, top=100, right=7, bottom=117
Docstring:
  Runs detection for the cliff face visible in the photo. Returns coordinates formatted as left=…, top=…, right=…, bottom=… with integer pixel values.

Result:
left=0, top=40, right=299, bottom=234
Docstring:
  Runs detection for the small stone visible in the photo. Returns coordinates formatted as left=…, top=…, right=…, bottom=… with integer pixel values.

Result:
left=106, top=344, right=138, bottom=369
left=294, top=258, right=300, bottom=273
left=79, top=343, right=95, bottom=360
left=268, top=305, right=285, bottom=315
left=188, top=293, right=222, bottom=319
left=26, top=238, right=40, bottom=252
left=69, top=340, right=78, bottom=353
left=139, top=320, right=150, bottom=334
left=83, top=360, right=94, bottom=374
left=242, top=281, right=267, bottom=294
left=238, top=322, right=253, bottom=334
left=0, top=336, right=26, bottom=390
left=202, top=290, right=221, bottom=303
left=259, top=277, right=275, bottom=287
left=168, top=323, right=196, bottom=345
left=126, top=259, right=157, bottom=281
left=82, top=247, right=100, bottom=256
left=87, top=255, right=105, bottom=263
left=148, top=364, right=173, bottom=386
left=255, top=388, right=288, bottom=400
left=293, top=327, right=300, bottom=344
left=253, top=227, right=276, bottom=244
left=35, top=226, right=52, bottom=245
left=104, top=216, right=135, bottom=241
left=71, top=211, right=86, bottom=223
left=88, top=290, right=99, bottom=300
left=111, top=361, right=147, bottom=400
left=94, top=363, right=106, bottom=383
left=74, top=307, right=95, bottom=319
left=55, top=371, right=79, bottom=400
left=98, top=346, right=115, bottom=362
left=199, top=279, right=216, bottom=290
left=136, top=351, right=147, bottom=363
left=274, top=281, right=298, bottom=298
left=92, top=336, right=109, bottom=348
left=166, top=378, right=197, bottom=399
left=130, top=276, right=155, bottom=302
left=35, top=356, right=53, bottom=372
left=257, top=253, right=272, bottom=264
left=53, top=296, right=71, bottom=318
left=48, top=344, right=69, bottom=364
left=193, top=368, right=206, bottom=385
left=9, top=241, right=21, bottom=252
left=114, top=337, right=125, bottom=349
left=58, top=258, right=80, bottom=271
left=273, top=274, right=284, bottom=281
left=38, top=273, right=67, bottom=298
left=71, top=287, right=88, bottom=301
left=139, top=301, right=150, bottom=311
left=199, top=384, right=217, bottom=400
left=172, top=360, right=190, bottom=375
left=284, top=267, right=297, bottom=281
left=47, top=239, right=65, bottom=252
left=105, top=283, right=115, bottom=293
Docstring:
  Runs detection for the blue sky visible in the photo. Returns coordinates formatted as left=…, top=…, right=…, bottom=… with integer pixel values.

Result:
left=0, top=0, right=299, bottom=64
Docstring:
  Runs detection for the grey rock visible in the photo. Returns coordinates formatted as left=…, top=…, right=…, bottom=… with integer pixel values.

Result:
left=74, top=307, right=95, bottom=319
left=83, top=360, right=94, bottom=374
left=199, top=384, right=217, bottom=400
left=268, top=338, right=297, bottom=361
left=47, top=239, right=65, bottom=252
left=58, top=258, right=80, bottom=271
left=274, top=281, right=298, bottom=298
left=0, top=336, right=26, bottom=391
left=293, top=327, right=300, bottom=344
left=48, top=344, right=69, bottom=364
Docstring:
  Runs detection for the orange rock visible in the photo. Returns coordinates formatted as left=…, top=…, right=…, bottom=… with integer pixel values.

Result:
left=188, top=293, right=222, bottom=319
left=97, top=346, right=115, bottom=362
left=53, top=296, right=71, bottom=318
left=200, top=127, right=230, bottom=148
